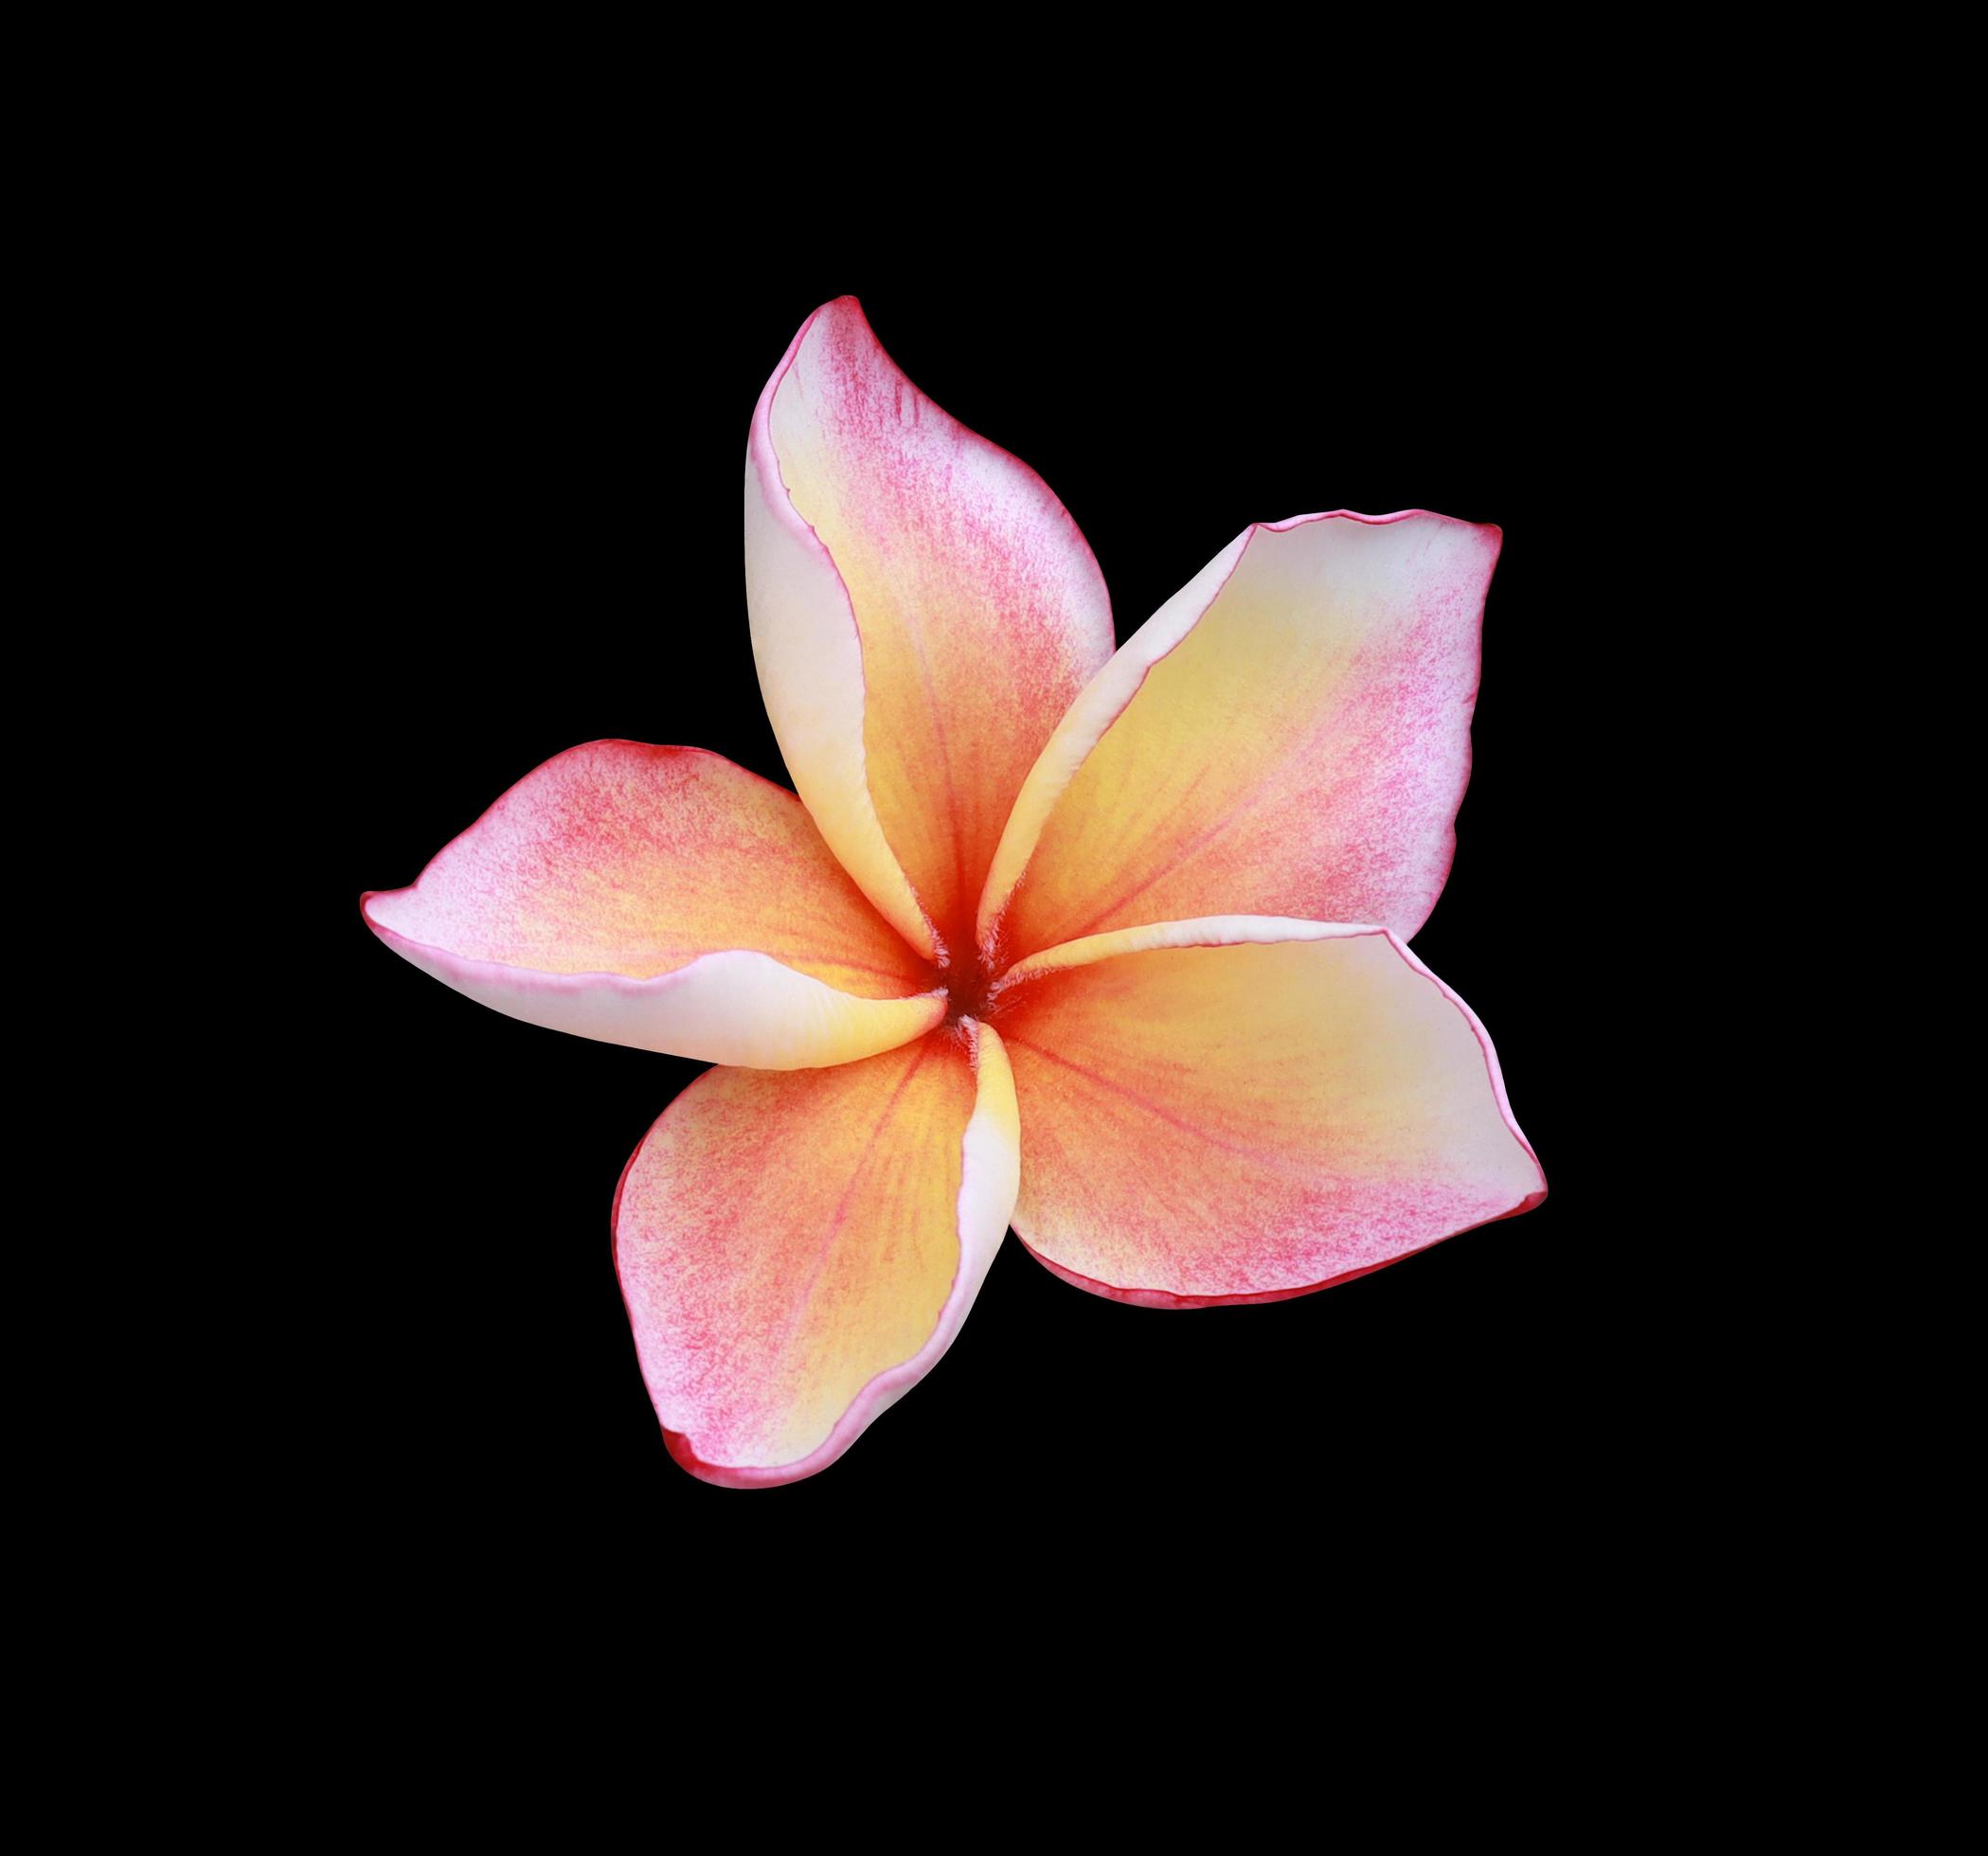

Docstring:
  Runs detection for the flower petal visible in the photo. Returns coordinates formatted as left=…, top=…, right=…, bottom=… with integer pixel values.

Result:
left=994, top=918, right=1544, bottom=1306
left=977, top=511, right=1499, bottom=963
left=746, top=295, right=1114, bottom=965
left=363, top=741, right=943, bottom=1069
left=613, top=1023, right=1020, bottom=1487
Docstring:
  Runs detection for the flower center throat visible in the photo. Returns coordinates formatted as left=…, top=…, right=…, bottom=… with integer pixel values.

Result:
left=940, top=947, right=1001, bottom=1029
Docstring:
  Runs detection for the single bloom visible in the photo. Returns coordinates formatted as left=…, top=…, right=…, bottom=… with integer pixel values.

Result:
left=363, top=295, right=1546, bottom=1488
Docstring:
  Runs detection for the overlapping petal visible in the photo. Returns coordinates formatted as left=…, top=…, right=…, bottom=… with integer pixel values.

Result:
left=362, top=741, right=944, bottom=1069
left=995, top=919, right=1544, bottom=1307
left=613, top=1024, right=1020, bottom=1487
left=978, top=511, right=1500, bottom=964
left=745, top=294, right=1114, bottom=964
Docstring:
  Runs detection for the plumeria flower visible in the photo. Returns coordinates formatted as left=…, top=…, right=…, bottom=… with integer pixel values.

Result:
left=362, top=296, right=1546, bottom=1489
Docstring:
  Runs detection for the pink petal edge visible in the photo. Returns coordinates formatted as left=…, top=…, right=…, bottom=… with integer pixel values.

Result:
left=1013, top=1190, right=1549, bottom=1310
left=747, top=296, right=1113, bottom=655
left=361, top=904, right=944, bottom=1065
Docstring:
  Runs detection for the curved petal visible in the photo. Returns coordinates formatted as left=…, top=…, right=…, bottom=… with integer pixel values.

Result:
left=363, top=741, right=944, bottom=1069
left=746, top=295, right=1114, bottom=965
left=994, top=918, right=1544, bottom=1307
left=977, top=511, right=1499, bottom=964
left=613, top=1023, right=1020, bottom=1488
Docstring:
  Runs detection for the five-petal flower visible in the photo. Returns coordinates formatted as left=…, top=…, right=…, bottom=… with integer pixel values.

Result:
left=362, top=295, right=1546, bottom=1488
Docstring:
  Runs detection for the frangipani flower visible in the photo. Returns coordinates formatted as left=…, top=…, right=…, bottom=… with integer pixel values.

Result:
left=362, top=295, right=1546, bottom=1489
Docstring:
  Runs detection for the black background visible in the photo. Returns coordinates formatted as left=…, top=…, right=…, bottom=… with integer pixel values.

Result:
left=325, top=223, right=1626, bottom=1594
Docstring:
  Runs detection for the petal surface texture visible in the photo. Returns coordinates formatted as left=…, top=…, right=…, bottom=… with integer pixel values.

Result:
left=995, top=919, right=1544, bottom=1306
left=979, top=511, right=1499, bottom=962
left=614, top=1024, right=1021, bottom=1487
left=362, top=741, right=943, bottom=1069
left=746, top=295, right=1114, bottom=965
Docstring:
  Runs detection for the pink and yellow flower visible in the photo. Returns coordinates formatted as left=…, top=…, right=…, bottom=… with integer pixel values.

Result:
left=362, top=296, right=1546, bottom=1488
